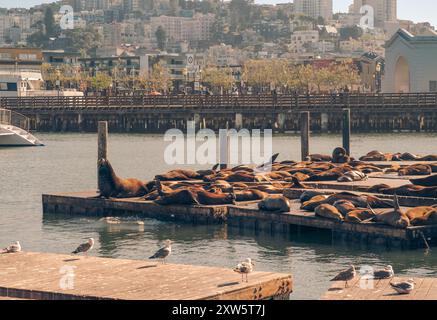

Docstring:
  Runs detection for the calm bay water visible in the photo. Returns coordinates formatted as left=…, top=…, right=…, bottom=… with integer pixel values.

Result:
left=1, top=132, right=437, bottom=299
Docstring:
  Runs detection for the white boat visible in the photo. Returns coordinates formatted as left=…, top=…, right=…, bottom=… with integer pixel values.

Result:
left=0, top=108, right=43, bottom=146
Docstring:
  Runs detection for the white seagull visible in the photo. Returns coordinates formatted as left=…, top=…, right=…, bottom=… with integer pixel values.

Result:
left=149, top=240, right=172, bottom=264
left=373, top=265, right=394, bottom=280
left=233, top=258, right=255, bottom=283
left=72, top=238, right=94, bottom=257
left=331, top=265, right=356, bottom=288
left=2, top=241, right=21, bottom=254
left=390, top=279, right=416, bottom=295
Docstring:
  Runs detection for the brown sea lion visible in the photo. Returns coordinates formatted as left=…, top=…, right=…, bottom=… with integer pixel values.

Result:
left=258, top=195, right=291, bottom=213
left=332, top=147, right=350, bottom=164
left=97, top=158, right=148, bottom=198
left=410, top=174, right=437, bottom=187
left=410, top=209, right=437, bottom=226
left=398, top=164, right=432, bottom=176
left=196, top=164, right=220, bottom=178
left=154, top=180, right=200, bottom=205
left=372, top=195, right=410, bottom=229
left=301, top=195, right=329, bottom=211
left=345, top=209, right=376, bottom=223
left=225, top=172, right=256, bottom=182
left=398, top=152, right=420, bottom=161
left=315, top=204, right=343, bottom=221
left=196, top=190, right=236, bottom=205
left=305, top=154, right=333, bottom=162
left=359, top=151, right=387, bottom=162
left=405, top=206, right=436, bottom=221
left=337, top=170, right=367, bottom=182
left=380, top=184, right=437, bottom=198
left=235, top=189, right=268, bottom=202
left=417, top=155, right=437, bottom=161
left=300, top=191, right=325, bottom=203
left=155, top=169, right=202, bottom=181
left=333, top=200, right=356, bottom=217
left=357, top=184, right=391, bottom=193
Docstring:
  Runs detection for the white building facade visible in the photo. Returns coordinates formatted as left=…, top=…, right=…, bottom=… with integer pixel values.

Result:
left=383, top=29, right=437, bottom=93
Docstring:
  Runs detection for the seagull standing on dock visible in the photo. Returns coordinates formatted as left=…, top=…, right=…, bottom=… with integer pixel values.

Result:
left=330, top=265, right=356, bottom=288
left=373, top=265, right=394, bottom=280
left=390, top=279, right=415, bottom=294
left=72, top=238, right=94, bottom=257
left=149, top=240, right=172, bottom=264
left=1, top=241, right=21, bottom=253
left=233, top=258, right=255, bottom=283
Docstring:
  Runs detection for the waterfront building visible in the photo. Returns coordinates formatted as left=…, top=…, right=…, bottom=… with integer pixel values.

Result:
left=383, top=29, right=437, bottom=93
left=293, top=0, right=333, bottom=21
left=0, top=47, right=42, bottom=72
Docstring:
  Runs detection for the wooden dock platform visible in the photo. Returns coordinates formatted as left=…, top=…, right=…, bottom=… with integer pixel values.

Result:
left=42, top=190, right=437, bottom=249
left=322, top=277, right=437, bottom=300
left=0, top=252, right=292, bottom=300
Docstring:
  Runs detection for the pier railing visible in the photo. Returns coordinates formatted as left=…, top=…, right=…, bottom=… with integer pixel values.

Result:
left=0, top=108, right=30, bottom=131
left=1, top=93, right=437, bottom=111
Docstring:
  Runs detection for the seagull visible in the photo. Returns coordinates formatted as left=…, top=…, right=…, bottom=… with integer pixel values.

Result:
left=373, top=265, right=394, bottom=280
left=390, top=279, right=415, bottom=294
left=149, top=240, right=172, bottom=264
left=233, top=258, right=255, bottom=283
left=72, top=238, right=94, bottom=257
left=331, top=265, right=356, bottom=288
left=1, top=241, right=21, bottom=253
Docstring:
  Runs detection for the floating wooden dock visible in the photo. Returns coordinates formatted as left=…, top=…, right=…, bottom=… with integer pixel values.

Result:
left=0, top=252, right=292, bottom=300
left=42, top=190, right=437, bottom=249
left=322, top=277, right=437, bottom=300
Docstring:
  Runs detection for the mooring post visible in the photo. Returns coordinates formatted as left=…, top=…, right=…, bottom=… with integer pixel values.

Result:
left=98, top=121, right=108, bottom=188
left=342, top=108, right=351, bottom=155
left=300, top=111, right=310, bottom=161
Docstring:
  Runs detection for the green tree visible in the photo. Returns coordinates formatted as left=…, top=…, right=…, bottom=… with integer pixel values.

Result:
left=155, top=26, right=167, bottom=50
left=339, top=26, right=364, bottom=40
left=90, top=73, right=113, bottom=91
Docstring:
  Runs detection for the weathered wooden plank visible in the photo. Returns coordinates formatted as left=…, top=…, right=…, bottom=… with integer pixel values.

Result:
left=0, top=252, right=292, bottom=300
left=322, top=277, right=437, bottom=300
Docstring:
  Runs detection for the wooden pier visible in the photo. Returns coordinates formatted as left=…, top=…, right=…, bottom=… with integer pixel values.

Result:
left=0, top=252, right=292, bottom=300
left=322, top=277, right=437, bottom=300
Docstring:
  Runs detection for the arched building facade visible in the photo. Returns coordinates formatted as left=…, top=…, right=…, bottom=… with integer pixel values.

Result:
left=383, top=29, right=437, bottom=93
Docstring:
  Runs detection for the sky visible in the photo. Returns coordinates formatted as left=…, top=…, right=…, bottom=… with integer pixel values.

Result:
left=1, top=0, right=437, bottom=26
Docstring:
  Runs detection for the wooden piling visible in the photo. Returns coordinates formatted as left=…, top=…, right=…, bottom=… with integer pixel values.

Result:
left=300, top=111, right=310, bottom=161
left=97, top=121, right=108, bottom=188
left=342, top=108, right=351, bottom=155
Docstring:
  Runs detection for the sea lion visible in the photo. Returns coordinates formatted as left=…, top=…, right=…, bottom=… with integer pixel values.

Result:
left=258, top=195, right=291, bottom=213
left=410, top=209, right=437, bottom=226
left=417, top=155, right=437, bottom=161
left=315, top=204, right=343, bottom=221
left=405, top=206, right=436, bottom=221
left=410, top=174, right=437, bottom=187
left=344, top=209, right=376, bottom=223
left=398, top=164, right=432, bottom=176
left=372, top=195, right=410, bottom=229
left=398, top=152, right=420, bottom=161
left=305, top=154, right=333, bottom=162
left=196, top=189, right=236, bottom=205
left=196, top=164, right=220, bottom=178
left=235, top=189, right=268, bottom=202
left=337, top=170, right=367, bottom=182
left=332, top=147, right=350, bottom=164
left=333, top=200, right=356, bottom=217
left=154, top=180, right=200, bottom=205
left=301, top=195, right=329, bottom=211
left=380, top=184, right=437, bottom=198
left=155, top=169, right=203, bottom=181
left=97, top=158, right=148, bottom=198
left=300, top=191, right=325, bottom=203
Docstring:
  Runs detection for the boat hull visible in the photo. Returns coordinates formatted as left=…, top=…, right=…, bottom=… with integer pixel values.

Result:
left=0, top=124, right=43, bottom=146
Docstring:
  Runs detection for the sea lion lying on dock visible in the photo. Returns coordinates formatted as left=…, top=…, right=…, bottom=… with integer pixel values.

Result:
left=345, top=208, right=376, bottom=223
left=155, top=169, right=203, bottom=181
left=398, top=164, right=432, bottom=176
left=333, top=200, right=356, bottom=217
left=315, top=204, right=343, bottom=221
left=305, top=154, right=333, bottom=162
left=258, top=195, right=291, bottom=213
left=371, top=195, right=410, bottom=229
left=300, top=191, right=325, bottom=203
left=410, top=174, right=437, bottom=187
left=337, top=170, right=367, bottom=182
left=301, top=195, right=330, bottom=211
left=409, top=209, right=437, bottom=226
left=235, top=189, right=268, bottom=202
left=97, top=158, right=148, bottom=198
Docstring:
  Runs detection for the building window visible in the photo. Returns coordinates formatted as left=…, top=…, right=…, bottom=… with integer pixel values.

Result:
left=430, top=81, right=437, bottom=92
